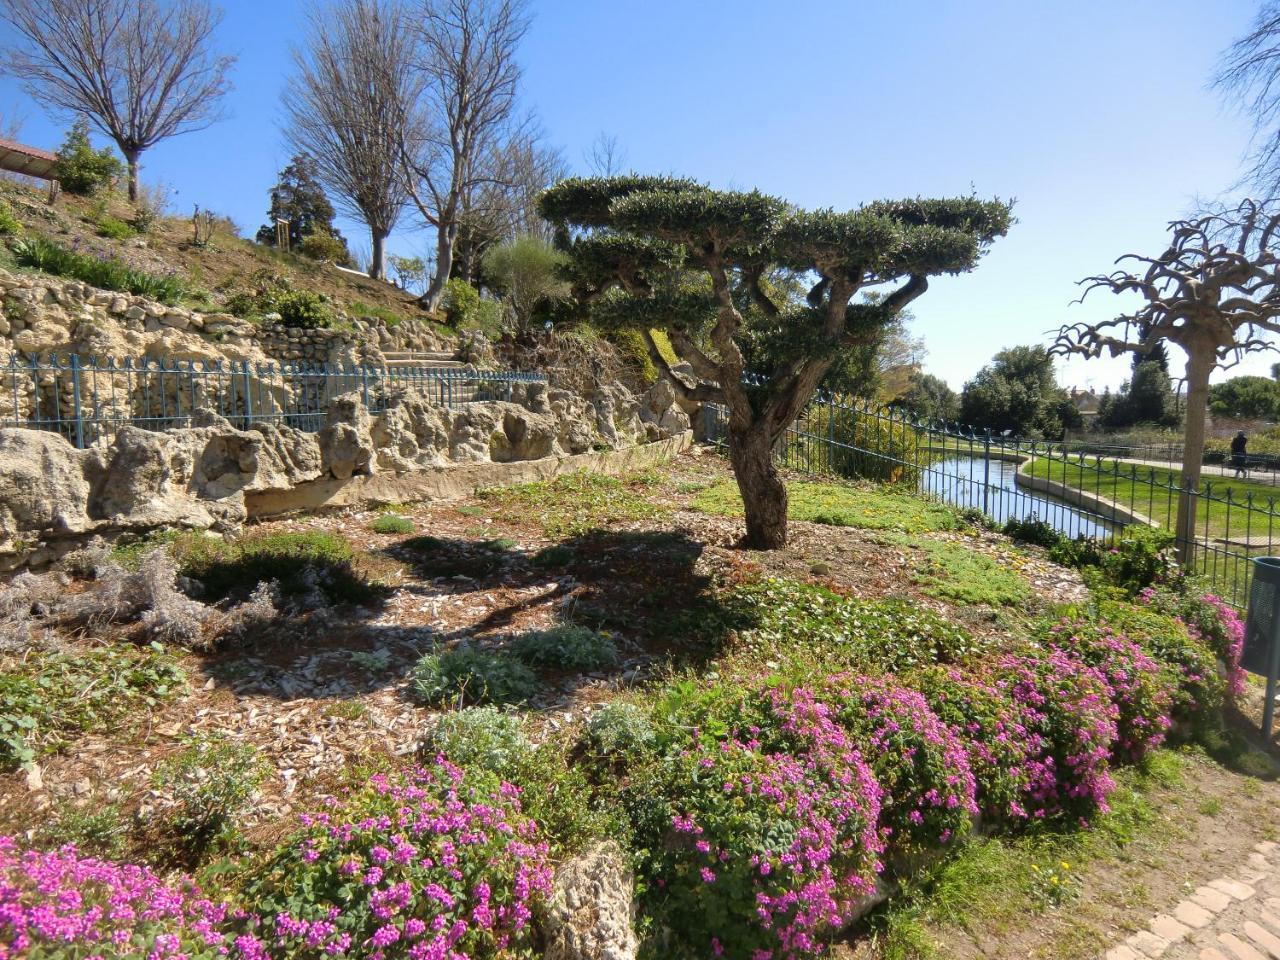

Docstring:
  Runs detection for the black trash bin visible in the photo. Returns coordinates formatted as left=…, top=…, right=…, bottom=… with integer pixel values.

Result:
left=1245, top=557, right=1280, bottom=738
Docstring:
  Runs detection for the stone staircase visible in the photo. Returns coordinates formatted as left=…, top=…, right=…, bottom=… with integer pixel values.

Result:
left=381, top=349, right=466, bottom=370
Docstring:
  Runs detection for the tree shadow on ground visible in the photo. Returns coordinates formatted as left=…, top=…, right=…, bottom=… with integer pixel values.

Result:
left=196, top=528, right=755, bottom=703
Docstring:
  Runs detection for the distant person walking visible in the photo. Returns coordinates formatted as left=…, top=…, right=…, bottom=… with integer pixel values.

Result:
left=1231, top=430, right=1250, bottom=479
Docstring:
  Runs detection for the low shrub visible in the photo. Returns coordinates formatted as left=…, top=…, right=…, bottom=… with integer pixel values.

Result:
left=297, top=230, right=349, bottom=264
left=629, top=727, right=883, bottom=959
left=1047, top=619, right=1173, bottom=761
left=53, top=119, right=122, bottom=195
left=0, top=202, right=21, bottom=237
left=95, top=214, right=135, bottom=240
left=584, top=701, right=655, bottom=758
left=0, top=643, right=184, bottom=770
left=994, top=648, right=1119, bottom=823
left=11, top=234, right=184, bottom=304
left=370, top=512, right=414, bottom=535
left=1099, top=599, right=1225, bottom=725
left=1002, top=513, right=1062, bottom=548
left=508, top=624, right=618, bottom=672
left=150, top=734, right=265, bottom=858
left=810, top=678, right=978, bottom=854
left=245, top=763, right=553, bottom=958
left=909, top=666, right=1037, bottom=823
left=1143, top=589, right=1246, bottom=700
left=409, top=647, right=538, bottom=706
left=272, top=288, right=332, bottom=329
left=729, top=578, right=994, bottom=673
left=1050, top=526, right=1178, bottom=595
left=39, top=801, right=129, bottom=859
left=427, top=705, right=529, bottom=777
left=0, top=838, right=245, bottom=957
left=442, top=276, right=503, bottom=334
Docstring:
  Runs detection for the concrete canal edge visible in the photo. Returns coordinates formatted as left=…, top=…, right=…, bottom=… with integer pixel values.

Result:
left=1011, top=453, right=1159, bottom=529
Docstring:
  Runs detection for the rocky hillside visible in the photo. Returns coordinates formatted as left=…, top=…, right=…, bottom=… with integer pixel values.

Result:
left=0, top=175, right=453, bottom=358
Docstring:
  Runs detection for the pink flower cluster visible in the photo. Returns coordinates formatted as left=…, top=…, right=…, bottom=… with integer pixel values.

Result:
left=262, top=759, right=553, bottom=960
left=0, top=837, right=243, bottom=959
left=1195, top=594, right=1246, bottom=700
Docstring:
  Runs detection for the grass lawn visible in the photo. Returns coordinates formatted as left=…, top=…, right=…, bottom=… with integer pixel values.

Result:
left=1024, top=457, right=1280, bottom=541
left=693, top=479, right=961, bottom=534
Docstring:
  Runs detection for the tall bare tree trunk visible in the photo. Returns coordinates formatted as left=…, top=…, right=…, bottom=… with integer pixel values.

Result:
left=730, top=422, right=788, bottom=549
left=370, top=230, right=387, bottom=280
left=422, top=220, right=457, bottom=312
left=124, top=148, right=140, bottom=202
left=1174, top=346, right=1214, bottom=566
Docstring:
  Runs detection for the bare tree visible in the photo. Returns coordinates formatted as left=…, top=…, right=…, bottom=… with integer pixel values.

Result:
left=285, top=0, right=415, bottom=280
left=1052, top=199, right=1280, bottom=563
left=0, top=0, right=234, bottom=201
left=453, top=128, right=565, bottom=283
left=584, top=131, right=626, bottom=177
left=401, top=0, right=530, bottom=310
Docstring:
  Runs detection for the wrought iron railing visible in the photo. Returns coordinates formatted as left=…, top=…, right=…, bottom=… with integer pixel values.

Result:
left=1, top=354, right=546, bottom=448
left=703, top=391, right=1280, bottom=609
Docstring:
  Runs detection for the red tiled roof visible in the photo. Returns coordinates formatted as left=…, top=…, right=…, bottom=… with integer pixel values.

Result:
left=0, top=137, right=57, bottom=180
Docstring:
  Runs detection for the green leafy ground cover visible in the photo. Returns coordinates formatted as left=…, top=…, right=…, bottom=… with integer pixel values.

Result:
left=694, top=478, right=961, bottom=533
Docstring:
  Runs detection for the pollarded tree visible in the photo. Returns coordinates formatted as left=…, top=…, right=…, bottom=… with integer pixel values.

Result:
left=1052, top=199, right=1280, bottom=562
left=540, top=176, right=1012, bottom=548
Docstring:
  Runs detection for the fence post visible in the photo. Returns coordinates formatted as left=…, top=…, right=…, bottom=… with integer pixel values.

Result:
left=360, top=364, right=371, bottom=411
left=241, top=361, right=254, bottom=427
left=982, top=428, right=992, bottom=517
left=69, top=353, right=85, bottom=449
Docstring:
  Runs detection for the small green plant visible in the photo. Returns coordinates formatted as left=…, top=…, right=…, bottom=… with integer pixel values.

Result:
left=409, top=647, right=538, bottom=706
left=584, top=702, right=655, bottom=757
left=693, top=479, right=960, bottom=533
left=1028, top=859, right=1080, bottom=907
left=349, top=648, right=391, bottom=673
left=53, top=119, right=122, bottom=195
left=906, top=538, right=1032, bottom=606
left=151, top=734, right=265, bottom=858
left=427, top=706, right=530, bottom=777
left=41, top=801, right=129, bottom=859
left=95, top=215, right=135, bottom=240
left=530, top=544, right=575, bottom=569
left=441, top=276, right=503, bottom=334
left=273, top=288, right=331, bottom=329
left=370, top=513, right=414, bottom=535
left=0, top=201, right=21, bottom=237
left=508, top=624, right=618, bottom=672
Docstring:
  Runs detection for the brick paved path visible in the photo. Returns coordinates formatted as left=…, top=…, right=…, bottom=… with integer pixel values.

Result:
left=1103, top=842, right=1280, bottom=959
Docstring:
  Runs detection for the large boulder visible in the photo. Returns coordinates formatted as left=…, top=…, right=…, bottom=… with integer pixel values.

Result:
left=318, top=392, right=375, bottom=480
left=0, top=429, right=93, bottom=553
left=370, top=389, right=452, bottom=472
left=544, top=842, right=638, bottom=960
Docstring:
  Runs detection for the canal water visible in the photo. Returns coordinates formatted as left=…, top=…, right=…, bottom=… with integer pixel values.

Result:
left=920, top=456, right=1113, bottom=539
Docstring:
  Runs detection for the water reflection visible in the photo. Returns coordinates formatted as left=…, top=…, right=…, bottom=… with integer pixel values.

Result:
left=920, top=457, right=1114, bottom=539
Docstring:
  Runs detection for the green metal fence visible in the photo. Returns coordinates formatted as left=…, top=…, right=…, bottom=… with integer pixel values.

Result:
left=703, top=389, right=1280, bottom=609
left=2, top=354, right=546, bottom=449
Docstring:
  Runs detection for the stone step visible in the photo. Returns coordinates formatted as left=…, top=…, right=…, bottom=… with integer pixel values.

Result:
left=382, top=359, right=467, bottom=370
left=382, top=350, right=457, bottom=361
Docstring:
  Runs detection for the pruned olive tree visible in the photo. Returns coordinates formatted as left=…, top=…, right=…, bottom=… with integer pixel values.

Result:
left=1052, top=199, right=1280, bottom=563
left=539, top=176, right=1012, bottom=549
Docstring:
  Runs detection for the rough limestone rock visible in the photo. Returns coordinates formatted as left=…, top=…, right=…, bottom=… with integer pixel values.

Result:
left=370, top=389, right=453, bottom=471
left=0, top=429, right=93, bottom=552
left=544, top=842, right=638, bottom=960
left=318, top=393, right=375, bottom=480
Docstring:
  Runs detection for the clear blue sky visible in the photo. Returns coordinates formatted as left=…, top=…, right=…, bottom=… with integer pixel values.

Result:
left=0, top=0, right=1265, bottom=391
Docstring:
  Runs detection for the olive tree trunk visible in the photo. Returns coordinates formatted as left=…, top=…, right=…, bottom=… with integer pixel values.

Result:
left=1174, top=346, right=1214, bottom=566
left=729, top=421, right=788, bottom=549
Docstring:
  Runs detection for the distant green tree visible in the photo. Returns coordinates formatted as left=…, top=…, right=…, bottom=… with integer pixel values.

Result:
left=894, top=371, right=960, bottom=421
left=959, top=345, right=1081, bottom=438
left=1099, top=360, right=1180, bottom=429
left=255, top=153, right=348, bottom=257
left=1209, top=374, right=1280, bottom=419
left=53, top=118, right=122, bottom=195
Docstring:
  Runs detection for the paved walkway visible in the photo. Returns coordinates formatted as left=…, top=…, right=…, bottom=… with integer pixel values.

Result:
left=1103, top=841, right=1280, bottom=959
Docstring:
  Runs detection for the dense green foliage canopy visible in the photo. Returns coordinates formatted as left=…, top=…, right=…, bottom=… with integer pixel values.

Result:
left=959, top=345, right=1081, bottom=439
left=1208, top=374, right=1280, bottom=419
left=255, top=153, right=347, bottom=255
left=1098, top=361, right=1180, bottom=429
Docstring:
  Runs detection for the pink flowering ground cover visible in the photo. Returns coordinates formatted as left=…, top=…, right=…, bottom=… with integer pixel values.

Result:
left=244, top=759, right=552, bottom=960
